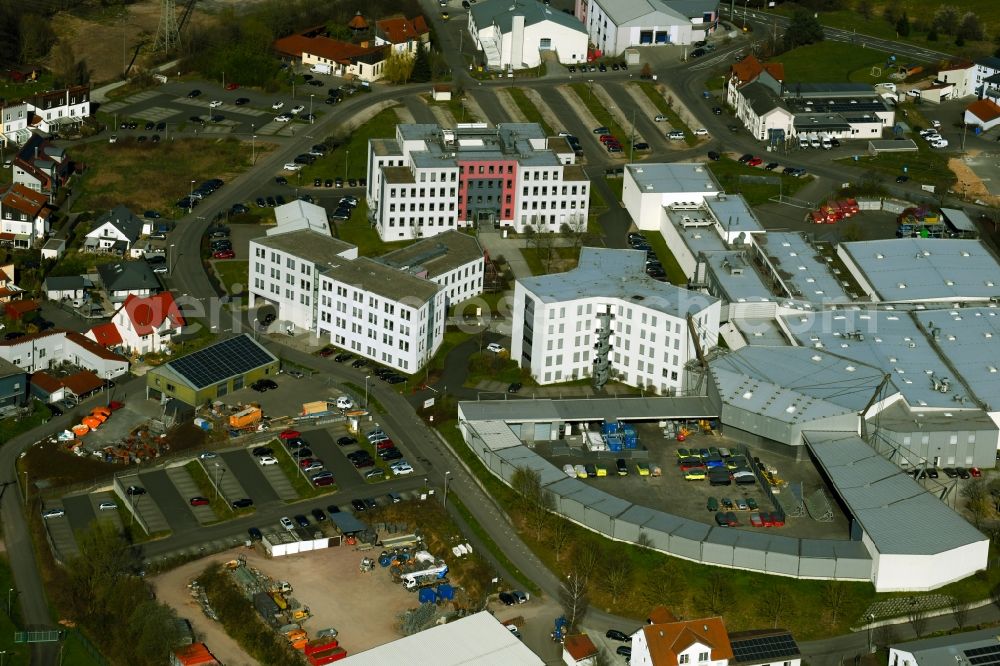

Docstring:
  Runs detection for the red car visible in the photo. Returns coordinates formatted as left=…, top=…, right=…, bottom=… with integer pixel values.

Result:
left=279, top=429, right=301, bottom=440
left=213, top=249, right=235, bottom=259
left=225, top=82, right=239, bottom=90
left=375, top=440, right=395, bottom=451
left=298, top=458, right=316, bottom=468
left=749, top=512, right=763, bottom=527
left=770, top=512, right=785, bottom=527
left=747, top=157, right=764, bottom=167
left=189, top=496, right=209, bottom=506
left=108, top=400, right=125, bottom=411
left=760, top=513, right=775, bottom=527
left=599, top=135, right=617, bottom=144
left=679, top=460, right=706, bottom=472
left=971, top=467, right=982, bottom=477
left=318, top=347, right=335, bottom=357
left=313, top=476, right=335, bottom=487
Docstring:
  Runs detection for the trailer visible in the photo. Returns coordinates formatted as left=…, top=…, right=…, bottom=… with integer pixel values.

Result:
left=401, top=563, right=449, bottom=590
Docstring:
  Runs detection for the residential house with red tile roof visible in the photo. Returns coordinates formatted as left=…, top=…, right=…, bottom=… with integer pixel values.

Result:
left=108, top=292, right=185, bottom=355
left=0, top=329, right=128, bottom=378
left=0, top=264, right=21, bottom=303
left=1, top=183, right=51, bottom=243
left=374, top=15, right=431, bottom=55
left=11, top=134, right=73, bottom=202
left=274, top=32, right=388, bottom=82
left=629, top=614, right=801, bottom=666
left=562, top=633, right=598, bottom=666
left=86, top=322, right=124, bottom=349
left=965, top=98, right=1000, bottom=132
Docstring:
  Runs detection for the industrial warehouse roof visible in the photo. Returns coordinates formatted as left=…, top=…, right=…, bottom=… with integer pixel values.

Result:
left=459, top=395, right=716, bottom=424
left=627, top=163, right=720, bottom=196
left=154, top=334, right=277, bottom=390
left=339, top=611, right=542, bottom=665
left=804, top=431, right=987, bottom=555
left=914, top=308, right=1000, bottom=411
left=469, top=0, right=587, bottom=35
left=709, top=346, right=888, bottom=424
left=518, top=247, right=719, bottom=317
left=889, top=627, right=1000, bottom=666
left=758, top=232, right=851, bottom=303
left=779, top=309, right=967, bottom=409
left=703, top=251, right=774, bottom=304
left=704, top=194, right=764, bottom=235
left=253, top=229, right=356, bottom=265
left=588, top=0, right=688, bottom=26
left=666, top=208, right=729, bottom=255
left=839, top=238, right=1000, bottom=302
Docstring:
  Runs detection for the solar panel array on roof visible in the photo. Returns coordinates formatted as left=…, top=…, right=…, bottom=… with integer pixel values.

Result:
left=730, top=633, right=800, bottom=664
left=966, top=645, right=1000, bottom=666
left=168, top=335, right=275, bottom=389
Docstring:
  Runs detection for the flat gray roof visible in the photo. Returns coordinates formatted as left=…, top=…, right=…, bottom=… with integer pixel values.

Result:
left=710, top=346, right=886, bottom=423
left=889, top=626, right=1000, bottom=665
left=840, top=238, right=1000, bottom=302
left=470, top=0, right=586, bottom=35
left=459, top=395, right=717, bottom=424
left=627, top=163, right=720, bottom=196
left=705, top=194, right=764, bottom=235
left=518, top=247, right=718, bottom=317
left=252, top=230, right=356, bottom=266
left=804, top=431, right=987, bottom=556
left=704, top=251, right=774, bottom=303
left=759, top=232, right=852, bottom=303
left=780, top=309, right=962, bottom=409
left=377, top=230, right=483, bottom=280
left=590, top=0, right=688, bottom=26
left=666, top=208, right=728, bottom=255
left=321, top=256, right=441, bottom=304
left=939, top=207, right=977, bottom=232
left=395, top=122, right=564, bottom=168
left=914, top=308, right=1000, bottom=411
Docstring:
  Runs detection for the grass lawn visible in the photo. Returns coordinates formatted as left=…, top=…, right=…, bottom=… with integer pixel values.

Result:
left=0, top=401, right=53, bottom=448
left=634, top=82, right=697, bottom=146
left=706, top=156, right=813, bottom=207
left=520, top=245, right=580, bottom=275
left=300, top=106, right=400, bottom=183
left=465, top=354, right=529, bottom=387
left=509, top=88, right=553, bottom=136
left=606, top=177, right=625, bottom=201
left=60, top=632, right=106, bottom=666
left=69, top=138, right=262, bottom=218
left=644, top=230, right=688, bottom=286
left=835, top=135, right=956, bottom=193
left=330, top=200, right=414, bottom=257
left=184, top=460, right=255, bottom=521
left=269, top=439, right=328, bottom=500
left=569, top=83, right=631, bottom=148
left=0, top=73, right=55, bottom=105
left=778, top=42, right=899, bottom=84
left=212, top=260, right=249, bottom=295
left=428, top=327, right=476, bottom=373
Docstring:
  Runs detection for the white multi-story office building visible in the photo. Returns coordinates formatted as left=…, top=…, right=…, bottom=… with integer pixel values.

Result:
left=377, top=230, right=485, bottom=309
left=512, top=248, right=720, bottom=392
left=367, top=123, right=589, bottom=241
left=248, top=230, right=358, bottom=334
left=316, top=257, right=446, bottom=374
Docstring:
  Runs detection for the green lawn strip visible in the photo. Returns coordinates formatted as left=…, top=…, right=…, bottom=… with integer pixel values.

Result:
left=0, top=558, right=28, bottom=666
left=568, top=83, right=629, bottom=145
left=448, top=494, right=538, bottom=594
left=509, top=88, right=553, bottom=136
left=211, top=260, right=249, bottom=295
left=300, top=106, right=400, bottom=182
left=116, top=504, right=168, bottom=543
left=644, top=231, right=688, bottom=286
left=342, top=382, right=385, bottom=414
left=520, top=246, right=579, bottom=276
left=605, top=177, right=625, bottom=201
left=635, top=82, right=697, bottom=146
left=429, top=327, right=476, bottom=372
left=589, top=180, right=608, bottom=211
left=184, top=460, right=256, bottom=520
left=59, top=631, right=106, bottom=666
left=705, top=156, right=813, bottom=207
left=48, top=251, right=122, bottom=277
left=330, top=200, right=414, bottom=257
left=269, top=440, right=326, bottom=500
left=464, top=353, right=529, bottom=387
left=835, top=139, right=956, bottom=193
left=0, top=401, right=50, bottom=443
left=776, top=41, right=905, bottom=84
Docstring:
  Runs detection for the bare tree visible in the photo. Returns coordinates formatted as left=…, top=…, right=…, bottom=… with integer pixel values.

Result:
left=575, top=544, right=601, bottom=584
left=908, top=603, right=929, bottom=638
left=560, top=570, right=590, bottom=633
left=961, top=479, right=991, bottom=527
left=510, top=466, right=555, bottom=540
left=636, top=531, right=654, bottom=550
left=759, top=585, right=792, bottom=629
left=824, top=580, right=849, bottom=627
left=642, top=560, right=679, bottom=610
left=702, top=572, right=731, bottom=616
left=550, top=519, right=573, bottom=562
left=951, top=597, right=970, bottom=629
left=605, top=556, right=633, bottom=606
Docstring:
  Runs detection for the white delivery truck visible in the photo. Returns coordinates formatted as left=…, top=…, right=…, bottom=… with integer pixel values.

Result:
left=310, top=63, right=331, bottom=75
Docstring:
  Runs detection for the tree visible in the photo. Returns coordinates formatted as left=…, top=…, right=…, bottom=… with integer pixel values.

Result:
left=896, top=12, right=910, bottom=37
left=927, top=26, right=938, bottom=41
left=702, top=572, right=731, bottom=615
left=640, top=62, right=653, bottom=79
left=759, top=585, right=792, bottom=628
left=783, top=10, right=824, bottom=50
left=605, top=556, right=633, bottom=605
left=559, top=569, right=590, bottom=632
left=642, top=560, right=680, bottom=609
left=824, top=580, right=849, bottom=627
left=510, top=466, right=554, bottom=539
left=957, top=13, right=984, bottom=42
left=908, top=604, right=929, bottom=637
left=961, top=479, right=991, bottom=527
left=383, top=50, right=415, bottom=84
left=125, top=601, right=182, bottom=665
left=550, top=519, right=573, bottom=562
left=411, top=41, right=431, bottom=83
left=882, top=0, right=901, bottom=25
left=18, top=12, right=55, bottom=63
left=575, top=542, right=602, bottom=583
left=933, top=5, right=960, bottom=34
left=856, top=0, right=873, bottom=20
left=951, top=597, right=971, bottom=629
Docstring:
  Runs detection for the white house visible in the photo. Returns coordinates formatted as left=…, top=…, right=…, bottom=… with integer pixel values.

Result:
left=367, top=123, right=589, bottom=240
left=468, top=0, right=588, bottom=71
left=273, top=33, right=388, bottom=83
left=85, top=205, right=146, bottom=256
left=377, top=230, right=485, bottom=309
left=28, top=85, right=91, bottom=135
left=0, top=183, right=50, bottom=244
left=374, top=15, right=431, bottom=56
left=97, top=260, right=162, bottom=302
left=562, top=634, right=598, bottom=666
left=629, top=613, right=802, bottom=666
left=936, top=61, right=977, bottom=99
left=0, top=329, right=129, bottom=378
left=1, top=103, right=31, bottom=146
left=622, top=162, right=721, bottom=230
left=40, top=237, right=66, bottom=260
left=44, top=275, right=92, bottom=302
left=965, top=98, right=1000, bottom=132
left=91, top=292, right=185, bottom=356
left=512, top=248, right=720, bottom=392
left=576, top=0, right=700, bottom=55
left=249, top=229, right=358, bottom=334
left=972, top=56, right=1000, bottom=99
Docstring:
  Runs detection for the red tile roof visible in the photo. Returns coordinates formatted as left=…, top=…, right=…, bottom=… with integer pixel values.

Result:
left=2, top=183, right=47, bottom=217
left=30, top=371, right=63, bottom=394
left=564, top=634, right=598, bottom=661
left=731, top=54, right=784, bottom=84
left=348, top=12, right=369, bottom=30
left=376, top=16, right=429, bottom=44
left=61, top=370, right=105, bottom=397
left=173, top=643, right=221, bottom=666
left=967, top=99, right=1000, bottom=123
left=4, top=299, right=39, bottom=319
left=641, top=617, right=733, bottom=666
left=273, top=34, right=383, bottom=64
left=65, top=331, right=128, bottom=362
left=648, top=606, right=678, bottom=624
left=121, top=292, right=185, bottom=336
left=89, top=322, right=123, bottom=347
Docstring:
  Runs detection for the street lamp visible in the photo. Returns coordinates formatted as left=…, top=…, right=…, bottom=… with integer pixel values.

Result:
left=345, top=149, right=350, bottom=181
left=364, top=375, right=371, bottom=408
left=443, top=471, right=451, bottom=508
left=188, top=179, right=195, bottom=214
left=169, top=243, right=176, bottom=273
left=214, top=463, right=223, bottom=501
left=7, top=587, right=13, bottom=615
left=866, top=613, right=875, bottom=654
left=309, top=94, right=315, bottom=124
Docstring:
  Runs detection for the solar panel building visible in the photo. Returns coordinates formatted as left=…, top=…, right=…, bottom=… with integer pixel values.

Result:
left=144, top=334, right=279, bottom=405
left=889, top=627, right=1000, bottom=666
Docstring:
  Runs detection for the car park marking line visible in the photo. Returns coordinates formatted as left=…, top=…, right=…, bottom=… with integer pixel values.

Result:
left=165, top=466, right=220, bottom=525
left=128, top=106, right=183, bottom=122
left=219, top=104, right=269, bottom=117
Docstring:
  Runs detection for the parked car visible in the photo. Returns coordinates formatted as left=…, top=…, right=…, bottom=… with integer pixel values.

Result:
left=258, top=456, right=279, bottom=466
left=126, top=485, right=146, bottom=495
left=42, top=508, right=65, bottom=519
left=232, top=498, right=254, bottom=509
left=189, top=496, right=210, bottom=506
left=294, top=514, right=310, bottom=528
left=606, top=629, right=630, bottom=642
left=280, top=516, right=295, bottom=529
left=337, top=436, right=357, bottom=446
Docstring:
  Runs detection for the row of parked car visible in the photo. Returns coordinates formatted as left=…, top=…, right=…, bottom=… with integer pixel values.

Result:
left=177, top=177, right=225, bottom=211
left=562, top=459, right=658, bottom=478
left=319, top=351, right=407, bottom=384
left=627, top=232, right=666, bottom=280
left=734, top=153, right=807, bottom=177
left=677, top=446, right=757, bottom=486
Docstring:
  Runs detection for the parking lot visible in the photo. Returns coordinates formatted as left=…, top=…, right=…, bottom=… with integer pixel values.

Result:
left=535, top=421, right=850, bottom=539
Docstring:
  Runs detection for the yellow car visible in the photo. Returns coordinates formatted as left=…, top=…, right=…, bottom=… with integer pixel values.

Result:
left=684, top=468, right=707, bottom=481
left=575, top=464, right=588, bottom=479
left=595, top=465, right=608, bottom=477
left=676, top=448, right=692, bottom=459
left=636, top=462, right=651, bottom=476
left=441, top=11, right=450, bottom=19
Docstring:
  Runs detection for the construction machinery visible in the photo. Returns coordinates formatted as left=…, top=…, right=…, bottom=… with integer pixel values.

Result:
left=401, top=563, right=449, bottom=590
left=551, top=616, right=569, bottom=643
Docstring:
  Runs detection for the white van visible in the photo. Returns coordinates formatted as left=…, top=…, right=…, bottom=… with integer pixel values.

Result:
left=798, top=135, right=809, bottom=149
left=809, top=135, right=822, bottom=148
left=309, top=63, right=331, bottom=75
left=820, top=136, right=832, bottom=149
